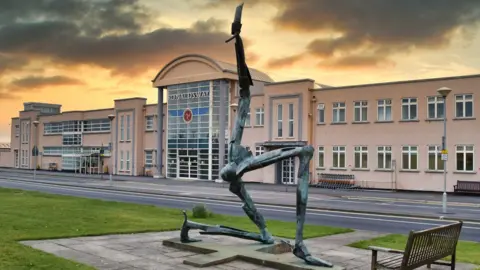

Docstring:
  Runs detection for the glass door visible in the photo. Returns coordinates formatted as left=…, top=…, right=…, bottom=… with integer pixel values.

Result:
left=281, top=157, right=295, bottom=184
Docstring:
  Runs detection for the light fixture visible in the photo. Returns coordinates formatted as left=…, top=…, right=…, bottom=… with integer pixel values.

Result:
left=437, top=87, right=452, bottom=98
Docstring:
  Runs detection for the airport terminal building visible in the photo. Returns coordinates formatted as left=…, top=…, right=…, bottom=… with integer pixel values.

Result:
left=1, top=54, right=479, bottom=192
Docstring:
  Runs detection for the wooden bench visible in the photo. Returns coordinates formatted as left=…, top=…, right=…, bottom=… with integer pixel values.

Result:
left=369, top=221, right=463, bottom=270
left=453, top=180, right=480, bottom=194
left=315, top=173, right=357, bottom=189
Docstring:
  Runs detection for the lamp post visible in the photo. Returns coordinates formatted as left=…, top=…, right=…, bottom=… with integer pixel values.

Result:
left=32, top=120, right=39, bottom=181
left=437, top=87, right=451, bottom=214
left=108, top=114, right=115, bottom=185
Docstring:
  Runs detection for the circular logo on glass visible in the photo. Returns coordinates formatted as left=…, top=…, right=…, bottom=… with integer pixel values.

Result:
left=183, top=108, right=193, bottom=123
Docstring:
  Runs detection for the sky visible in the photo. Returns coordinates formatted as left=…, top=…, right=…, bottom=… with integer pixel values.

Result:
left=1, top=0, right=480, bottom=142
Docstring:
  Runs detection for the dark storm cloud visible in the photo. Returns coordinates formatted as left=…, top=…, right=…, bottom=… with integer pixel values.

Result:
left=0, top=54, right=29, bottom=74
left=0, top=0, right=241, bottom=79
left=9, top=76, right=84, bottom=90
left=262, top=0, right=480, bottom=69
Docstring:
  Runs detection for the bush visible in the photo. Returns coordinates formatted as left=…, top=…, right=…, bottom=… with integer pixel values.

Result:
left=192, top=204, right=212, bottom=219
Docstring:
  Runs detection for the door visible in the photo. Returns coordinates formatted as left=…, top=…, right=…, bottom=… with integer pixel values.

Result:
left=281, top=157, right=295, bottom=184
left=14, top=150, right=19, bottom=168
left=178, top=156, right=198, bottom=179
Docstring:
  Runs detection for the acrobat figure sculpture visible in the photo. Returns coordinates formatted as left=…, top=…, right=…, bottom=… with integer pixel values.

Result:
left=180, top=3, right=332, bottom=267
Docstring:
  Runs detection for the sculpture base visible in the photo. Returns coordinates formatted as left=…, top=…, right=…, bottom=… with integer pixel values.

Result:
left=163, top=238, right=344, bottom=270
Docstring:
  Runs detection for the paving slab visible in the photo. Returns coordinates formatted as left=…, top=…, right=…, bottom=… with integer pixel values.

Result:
left=20, top=230, right=479, bottom=270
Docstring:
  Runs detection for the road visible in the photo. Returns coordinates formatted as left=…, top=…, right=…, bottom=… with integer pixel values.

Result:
left=1, top=169, right=480, bottom=222
left=0, top=177, right=479, bottom=242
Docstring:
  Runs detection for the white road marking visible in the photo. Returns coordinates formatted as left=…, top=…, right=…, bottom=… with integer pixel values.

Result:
left=1, top=178, right=480, bottom=231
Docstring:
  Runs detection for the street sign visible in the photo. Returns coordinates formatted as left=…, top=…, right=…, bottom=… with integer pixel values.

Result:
left=441, top=154, right=448, bottom=161
left=441, top=149, right=448, bottom=154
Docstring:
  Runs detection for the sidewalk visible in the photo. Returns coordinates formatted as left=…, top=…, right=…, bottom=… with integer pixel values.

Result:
left=21, top=230, right=479, bottom=270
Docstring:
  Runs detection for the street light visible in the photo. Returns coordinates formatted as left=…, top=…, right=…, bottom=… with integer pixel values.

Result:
left=108, top=114, right=115, bottom=185
left=32, top=120, right=39, bottom=181
left=437, top=87, right=451, bottom=214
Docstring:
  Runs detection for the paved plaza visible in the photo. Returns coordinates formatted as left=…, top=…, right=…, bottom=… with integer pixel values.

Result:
left=21, top=230, right=479, bottom=270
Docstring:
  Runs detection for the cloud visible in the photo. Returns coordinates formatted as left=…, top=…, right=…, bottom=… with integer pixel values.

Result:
left=0, top=91, right=17, bottom=100
left=9, top=75, right=84, bottom=90
left=266, top=54, right=304, bottom=69
left=0, top=0, right=244, bottom=77
left=267, top=0, right=480, bottom=69
left=0, top=54, right=29, bottom=75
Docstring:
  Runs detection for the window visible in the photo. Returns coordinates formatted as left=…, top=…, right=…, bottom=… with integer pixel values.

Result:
left=332, top=146, right=346, bottom=168
left=43, top=147, right=63, bottom=156
left=317, top=146, right=324, bottom=168
left=456, top=145, right=474, bottom=172
left=62, top=134, right=82, bottom=146
left=126, top=115, right=131, bottom=140
left=401, top=98, right=417, bottom=120
left=377, top=146, right=392, bottom=169
left=402, top=145, right=418, bottom=170
left=354, top=101, right=368, bottom=122
left=14, top=150, right=18, bottom=168
left=83, top=119, right=110, bottom=132
left=428, top=145, right=444, bottom=171
left=288, top=103, right=294, bottom=137
left=277, top=104, right=283, bottom=137
left=245, top=111, right=251, bottom=126
left=377, top=99, right=392, bottom=121
left=455, top=94, right=473, bottom=118
left=120, top=115, right=124, bottom=141
left=332, top=102, right=346, bottom=123
left=146, top=116, right=154, bottom=131
left=62, top=121, right=81, bottom=132
left=255, top=108, right=264, bottom=126
left=255, top=146, right=265, bottom=156
left=15, top=124, right=19, bottom=137
left=21, top=121, right=30, bottom=143
left=126, top=151, right=130, bottom=171
left=354, top=146, right=368, bottom=169
left=120, top=151, right=124, bottom=170
left=145, top=150, right=154, bottom=168
left=317, top=103, right=325, bottom=124
left=44, top=122, right=62, bottom=134
left=427, top=96, right=444, bottom=119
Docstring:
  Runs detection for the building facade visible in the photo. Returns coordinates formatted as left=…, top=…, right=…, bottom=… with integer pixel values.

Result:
left=1, top=54, right=479, bottom=192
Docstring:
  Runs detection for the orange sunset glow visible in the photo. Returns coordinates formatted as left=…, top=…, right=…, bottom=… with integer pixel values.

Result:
left=1, top=0, right=480, bottom=142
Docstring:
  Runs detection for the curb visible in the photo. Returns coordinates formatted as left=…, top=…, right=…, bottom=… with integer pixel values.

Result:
left=1, top=177, right=478, bottom=224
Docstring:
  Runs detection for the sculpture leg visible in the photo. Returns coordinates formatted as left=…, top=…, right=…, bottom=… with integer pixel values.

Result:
left=229, top=179, right=274, bottom=244
left=293, top=146, right=333, bottom=267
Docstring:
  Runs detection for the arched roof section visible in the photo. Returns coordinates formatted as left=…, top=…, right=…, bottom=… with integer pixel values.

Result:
left=152, top=54, right=274, bottom=87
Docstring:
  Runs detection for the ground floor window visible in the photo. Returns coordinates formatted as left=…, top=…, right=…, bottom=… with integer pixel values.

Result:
left=428, top=145, right=444, bottom=171
left=332, top=146, right=346, bottom=169
left=281, top=157, right=295, bottom=184
left=377, top=146, right=392, bottom=169
left=255, top=146, right=265, bottom=156
left=456, top=145, right=474, bottom=172
left=317, top=146, right=324, bottom=168
left=14, top=150, right=19, bottom=168
left=354, top=146, right=368, bottom=169
left=402, top=145, right=418, bottom=170
left=145, top=150, right=154, bottom=168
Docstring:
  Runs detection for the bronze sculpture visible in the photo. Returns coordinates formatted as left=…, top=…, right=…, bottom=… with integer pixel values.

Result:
left=180, top=3, right=332, bottom=267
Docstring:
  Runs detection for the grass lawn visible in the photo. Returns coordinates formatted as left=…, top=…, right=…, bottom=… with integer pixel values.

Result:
left=0, top=187, right=352, bottom=269
left=349, top=234, right=480, bottom=266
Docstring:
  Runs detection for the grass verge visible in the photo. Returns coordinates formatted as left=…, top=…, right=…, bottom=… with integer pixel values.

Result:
left=0, top=187, right=352, bottom=269
left=349, top=234, right=480, bottom=265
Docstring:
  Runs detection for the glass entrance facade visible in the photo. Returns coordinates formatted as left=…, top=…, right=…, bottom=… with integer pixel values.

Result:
left=166, top=80, right=229, bottom=180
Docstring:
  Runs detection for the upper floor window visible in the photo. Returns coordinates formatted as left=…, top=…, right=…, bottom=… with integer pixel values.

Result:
left=44, top=122, right=63, bottom=135
left=377, top=99, right=392, bottom=121
left=245, top=111, right=251, bottom=126
left=63, top=120, right=81, bottom=132
left=332, top=102, right=346, bottom=123
left=14, top=124, right=19, bottom=137
left=145, top=116, right=154, bottom=131
left=83, top=119, right=110, bottom=132
left=62, top=134, right=82, bottom=146
left=126, top=115, right=131, bottom=140
left=455, top=94, right=473, bottom=118
left=317, top=103, right=325, bottom=124
left=277, top=104, right=283, bottom=137
left=401, top=98, right=417, bottom=120
left=354, top=101, right=368, bottom=122
left=120, top=115, right=124, bottom=141
left=288, top=103, right=294, bottom=137
left=255, top=108, right=264, bottom=126
left=456, top=145, right=474, bottom=172
left=427, top=96, right=444, bottom=119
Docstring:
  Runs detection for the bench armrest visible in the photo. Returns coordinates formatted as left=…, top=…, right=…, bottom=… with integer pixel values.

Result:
left=368, top=246, right=404, bottom=254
